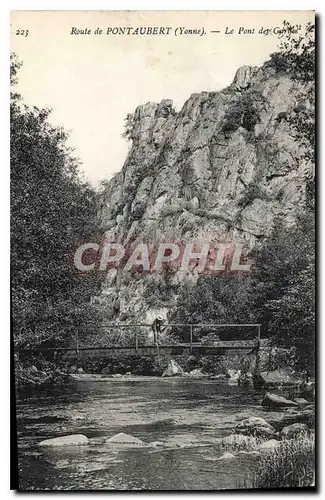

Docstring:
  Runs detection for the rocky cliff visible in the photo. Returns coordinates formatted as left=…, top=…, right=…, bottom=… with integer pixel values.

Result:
left=96, top=63, right=309, bottom=325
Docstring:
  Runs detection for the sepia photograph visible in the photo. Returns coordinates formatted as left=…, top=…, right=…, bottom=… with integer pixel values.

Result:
left=10, top=9, right=315, bottom=491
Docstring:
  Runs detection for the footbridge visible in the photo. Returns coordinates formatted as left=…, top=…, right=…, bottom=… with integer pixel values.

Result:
left=18, top=323, right=265, bottom=361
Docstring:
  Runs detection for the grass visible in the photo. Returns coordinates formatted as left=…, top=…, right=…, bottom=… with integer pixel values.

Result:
left=216, top=434, right=262, bottom=453
left=247, top=432, right=315, bottom=489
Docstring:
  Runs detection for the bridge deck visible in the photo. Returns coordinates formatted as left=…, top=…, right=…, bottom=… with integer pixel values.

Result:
left=18, top=340, right=264, bottom=359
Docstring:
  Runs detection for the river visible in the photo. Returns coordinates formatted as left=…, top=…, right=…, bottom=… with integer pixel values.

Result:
left=16, top=376, right=270, bottom=491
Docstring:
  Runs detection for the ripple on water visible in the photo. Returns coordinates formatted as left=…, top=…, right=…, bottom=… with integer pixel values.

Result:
left=17, top=378, right=265, bottom=490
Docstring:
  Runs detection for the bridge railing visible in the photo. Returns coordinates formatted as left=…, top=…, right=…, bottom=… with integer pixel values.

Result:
left=75, top=322, right=262, bottom=355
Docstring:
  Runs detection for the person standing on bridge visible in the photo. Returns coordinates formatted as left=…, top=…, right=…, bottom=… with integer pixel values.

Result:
left=151, top=315, right=164, bottom=345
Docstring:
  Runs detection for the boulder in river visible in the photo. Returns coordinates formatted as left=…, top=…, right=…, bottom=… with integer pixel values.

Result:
left=39, top=434, right=89, bottom=447
left=262, top=392, right=298, bottom=409
left=281, top=423, right=309, bottom=439
left=105, top=432, right=145, bottom=446
left=150, top=441, right=165, bottom=447
left=217, top=451, right=235, bottom=460
left=234, top=416, right=275, bottom=438
left=294, top=398, right=309, bottom=406
left=258, top=439, right=280, bottom=451
left=226, top=369, right=241, bottom=382
left=189, top=368, right=205, bottom=378
left=260, top=369, right=302, bottom=387
left=162, top=359, right=184, bottom=377
left=268, top=409, right=314, bottom=431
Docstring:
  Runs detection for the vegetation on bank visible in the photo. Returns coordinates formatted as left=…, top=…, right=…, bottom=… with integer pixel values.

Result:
left=248, top=433, right=315, bottom=489
left=11, top=55, right=104, bottom=387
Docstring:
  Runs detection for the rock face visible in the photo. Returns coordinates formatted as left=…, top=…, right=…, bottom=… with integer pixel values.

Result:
left=97, top=63, right=309, bottom=324
left=39, top=434, right=89, bottom=447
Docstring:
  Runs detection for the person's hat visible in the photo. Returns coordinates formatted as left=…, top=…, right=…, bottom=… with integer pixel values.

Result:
left=157, top=315, right=164, bottom=321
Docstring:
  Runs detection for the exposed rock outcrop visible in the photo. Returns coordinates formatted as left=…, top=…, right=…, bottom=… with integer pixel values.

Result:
left=97, top=63, right=309, bottom=324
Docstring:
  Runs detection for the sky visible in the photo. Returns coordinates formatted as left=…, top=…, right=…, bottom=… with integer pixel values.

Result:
left=11, top=10, right=313, bottom=186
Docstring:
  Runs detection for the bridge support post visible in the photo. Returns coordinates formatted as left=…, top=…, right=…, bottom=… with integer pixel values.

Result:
left=252, top=325, right=263, bottom=389
left=75, top=327, right=81, bottom=367
left=190, top=325, right=193, bottom=354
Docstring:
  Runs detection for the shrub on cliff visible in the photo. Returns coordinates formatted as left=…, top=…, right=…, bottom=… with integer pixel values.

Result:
left=267, top=21, right=315, bottom=207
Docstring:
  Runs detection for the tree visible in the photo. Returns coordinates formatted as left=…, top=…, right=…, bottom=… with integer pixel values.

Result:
left=174, top=275, right=255, bottom=341
left=251, top=212, right=315, bottom=376
left=121, top=113, right=135, bottom=141
left=11, top=55, right=103, bottom=351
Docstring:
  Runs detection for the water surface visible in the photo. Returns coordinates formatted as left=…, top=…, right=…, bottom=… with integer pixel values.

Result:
left=16, top=377, right=271, bottom=490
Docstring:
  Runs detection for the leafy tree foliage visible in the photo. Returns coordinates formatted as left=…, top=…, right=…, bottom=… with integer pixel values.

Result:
left=11, top=55, right=103, bottom=351
left=251, top=213, right=315, bottom=376
left=121, top=113, right=135, bottom=141
left=174, top=275, right=256, bottom=341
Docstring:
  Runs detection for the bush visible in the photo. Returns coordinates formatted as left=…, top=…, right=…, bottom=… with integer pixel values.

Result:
left=121, top=113, right=135, bottom=141
left=15, top=354, right=69, bottom=389
left=222, top=94, right=261, bottom=135
left=238, top=181, right=269, bottom=208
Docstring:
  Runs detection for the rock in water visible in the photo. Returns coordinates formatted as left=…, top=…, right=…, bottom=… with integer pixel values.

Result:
left=258, top=439, right=280, bottom=451
left=39, top=434, right=89, bottom=447
left=294, top=398, right=309, bottom=406
left=150, top=441, right=165, bottom=447
left=281, top=423, right=309, bottom=439
left=260, top=369, right=301, bottom=387
left=234, top=416, right=275, bottom=437
left=226, top=369, right=241, bottom=382
left=217, top=452, right=235, bottom=460
left=105, top=433, right=145, bottom=446
left=162, top=359, right=184, bottom=377
left=189, top=368, right=205, bottom=378
left=262, top=392, right=298, bottom=409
